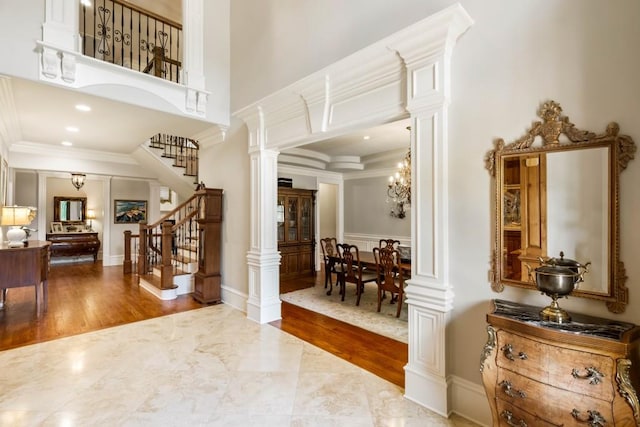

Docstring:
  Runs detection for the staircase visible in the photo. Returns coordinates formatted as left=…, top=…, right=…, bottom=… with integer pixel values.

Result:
left=123, top=188, right=223, bottom=303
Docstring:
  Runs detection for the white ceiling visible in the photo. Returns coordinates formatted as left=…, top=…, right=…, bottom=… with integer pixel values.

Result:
left=9, top=77, right=214, bottom=154
left=7, top=76, right=410, bottom=172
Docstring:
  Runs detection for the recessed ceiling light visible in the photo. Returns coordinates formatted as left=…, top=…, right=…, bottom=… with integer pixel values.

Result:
left=61, top=141, right=73, bottom=146
left=75, top=104, right=91, bottom=112
left=66, top=126, right=79, bottom=132
left=363, top=135, right=370, bottom=140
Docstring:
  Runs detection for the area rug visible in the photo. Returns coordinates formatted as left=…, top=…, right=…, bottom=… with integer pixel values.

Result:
left=280, top=282, right=408, bottom=344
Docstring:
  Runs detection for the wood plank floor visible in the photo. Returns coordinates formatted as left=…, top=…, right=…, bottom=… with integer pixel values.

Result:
left=1, top=262, right=407, bottom=389
left=0, top=262, right=206, bottom=351
left=275, top=272, right=408, bottom=387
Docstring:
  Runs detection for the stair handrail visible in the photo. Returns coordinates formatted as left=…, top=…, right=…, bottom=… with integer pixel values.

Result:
left=148, top=134, right=199, bottom=180
left=134, top=188, right=208, bottom=290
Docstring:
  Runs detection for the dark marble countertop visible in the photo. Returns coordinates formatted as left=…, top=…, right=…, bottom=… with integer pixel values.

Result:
left=492, top=299, right=635, bottom=341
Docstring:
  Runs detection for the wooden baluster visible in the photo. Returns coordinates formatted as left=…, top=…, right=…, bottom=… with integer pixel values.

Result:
left=123, top=230, right=132, bottom=274
left=138, top=223, right=147, bottom=275
left=160, top=220, right=174, bottom=289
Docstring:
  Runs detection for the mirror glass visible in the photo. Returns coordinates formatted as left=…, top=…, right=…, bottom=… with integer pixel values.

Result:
left=487, top=100, right=636, bottom=313
left=499, top=147, right=609, bottom=295
left=54, top=196, right=86, bottom=222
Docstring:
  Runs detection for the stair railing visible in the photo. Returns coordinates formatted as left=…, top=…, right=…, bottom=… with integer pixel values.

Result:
left=136, top=193, right=200, bottom=289
left=79, top=0, right=182, bottom=84
left=149, top=133, right=199, bottom=181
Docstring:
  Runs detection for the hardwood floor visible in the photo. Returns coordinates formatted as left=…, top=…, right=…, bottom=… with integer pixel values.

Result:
left=0, top=262, right=206, bottom=351
left=1, top=262, right=407, bottom=389
left=275, top=271, right=408, bottom=388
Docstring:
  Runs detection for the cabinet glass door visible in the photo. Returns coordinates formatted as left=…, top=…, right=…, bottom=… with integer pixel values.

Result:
left=287, top=197, right=298, bottom=241
left=277, top=195, right=285, bottom=242
left=300, top=197, right=311, bottom=242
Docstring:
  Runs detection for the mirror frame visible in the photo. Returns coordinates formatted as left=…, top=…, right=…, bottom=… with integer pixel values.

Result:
left=53, top=196, right=87, bottom=223
left=485, top=101, right=637, bottom=313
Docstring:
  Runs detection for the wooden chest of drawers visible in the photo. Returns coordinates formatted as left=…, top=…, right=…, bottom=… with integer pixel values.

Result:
left=481, top=299, right=640, bottom=426
left=46, top=232, right=100, bottom=262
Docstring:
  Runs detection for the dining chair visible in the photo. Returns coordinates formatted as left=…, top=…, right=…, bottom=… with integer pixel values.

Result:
left=320, top=237, right=340, bottom=294
left=379, top=239, right=401, bottom=249
left=373, top=246, right=405, bottom=318
left=336, top=243, right=378, bottom=305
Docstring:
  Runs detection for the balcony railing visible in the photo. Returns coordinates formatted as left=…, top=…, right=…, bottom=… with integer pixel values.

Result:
left=80, top=0, right=182, bottom=84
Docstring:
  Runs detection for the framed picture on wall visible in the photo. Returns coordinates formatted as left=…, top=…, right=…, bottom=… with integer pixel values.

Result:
left=114, top=199, right=147, bottom=224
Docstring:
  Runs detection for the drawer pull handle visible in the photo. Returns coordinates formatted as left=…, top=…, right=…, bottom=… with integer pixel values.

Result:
left=571, top=409, right=606, bottom=427
left=500, top=410, right=527, bottom=427
left=501, top=343, right=528, bottom=361
left=499, top=380, right=526, bottom=398
left=572, top=367, right=604, bottom=385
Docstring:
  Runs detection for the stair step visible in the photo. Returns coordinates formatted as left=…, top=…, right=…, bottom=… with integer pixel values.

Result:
left=174, top=254, right=197, bottom=264
left=139, top=273, right=178, bottom=290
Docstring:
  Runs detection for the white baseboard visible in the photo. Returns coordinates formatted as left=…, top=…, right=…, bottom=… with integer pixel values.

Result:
left=449, top=375, right=491, bottom=426
left=221, top=285, right=247, bottom=313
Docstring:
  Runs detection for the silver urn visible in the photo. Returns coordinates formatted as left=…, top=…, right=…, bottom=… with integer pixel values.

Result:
left=528, top=252, right=590, bottom=323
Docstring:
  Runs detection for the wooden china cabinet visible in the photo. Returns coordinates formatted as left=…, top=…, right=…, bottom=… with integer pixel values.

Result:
left=277, top=188, right=316, bottom=280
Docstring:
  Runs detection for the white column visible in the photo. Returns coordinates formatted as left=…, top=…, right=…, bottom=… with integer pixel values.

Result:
left=183, top=0, right=205, bottom=89
left=43, top=0, right=79, bottom=51
left=391, top=34, right=457, bottom=416
left=245, top=112, right=282, bottom=323
left=41, top=0, right=80, bottom=81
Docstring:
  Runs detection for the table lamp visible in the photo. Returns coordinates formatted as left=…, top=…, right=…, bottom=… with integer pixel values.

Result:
left=1, top=206, right=36, bottom=247
left=86, top=209, right=96, bottom=231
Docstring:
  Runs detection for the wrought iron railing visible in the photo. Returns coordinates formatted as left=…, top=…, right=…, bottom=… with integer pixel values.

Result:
left=79, top=0, right=182, bottom=83
left=149, top=133, right=199, bottom=180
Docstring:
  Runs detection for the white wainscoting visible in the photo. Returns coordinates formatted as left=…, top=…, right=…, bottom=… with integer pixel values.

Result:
left=343, top=232, right=410, bottom=252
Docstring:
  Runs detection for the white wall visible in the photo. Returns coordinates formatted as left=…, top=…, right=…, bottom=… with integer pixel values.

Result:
left=198, top=119, right=250, bottom=311
left=229, top=0, right=640, bottom=418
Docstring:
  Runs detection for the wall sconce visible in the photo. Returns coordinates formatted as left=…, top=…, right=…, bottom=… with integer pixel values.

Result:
left=71, top=173, right=86, bottom=191
left=1, top=206, right=36, bottom=247
left=86, top=209, right=96, bottom=231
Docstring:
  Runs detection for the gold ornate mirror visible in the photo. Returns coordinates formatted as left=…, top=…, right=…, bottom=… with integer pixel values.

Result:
left=485, top=101, right=636, bottom=313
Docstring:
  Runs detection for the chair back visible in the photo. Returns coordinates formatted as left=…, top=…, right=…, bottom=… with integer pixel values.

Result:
left=337, top=243, right=362, bottom=281
left=320, top=237, right=338, bottom=260
left=379, top=239, right=401, bottom=250
left=373, top=246, right=403, bottom=291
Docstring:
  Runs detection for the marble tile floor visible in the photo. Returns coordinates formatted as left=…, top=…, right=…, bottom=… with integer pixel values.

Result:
left=0, top=304, right=478, bottom=426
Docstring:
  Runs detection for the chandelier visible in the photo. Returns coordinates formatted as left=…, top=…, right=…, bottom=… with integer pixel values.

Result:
left=387, top=144, right=411, bottom=219
left=71, top=173, right=86, bottom=191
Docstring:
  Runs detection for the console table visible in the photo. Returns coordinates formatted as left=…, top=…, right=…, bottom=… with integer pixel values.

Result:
left=0, top=241, right=51, bottom=316
left=481, top=299, right=640, bottom=426
left=46, top=232, right=100, bottom=262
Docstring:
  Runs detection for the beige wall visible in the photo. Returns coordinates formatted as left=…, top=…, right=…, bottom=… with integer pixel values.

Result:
left=228, top=0, right=640, bottom=391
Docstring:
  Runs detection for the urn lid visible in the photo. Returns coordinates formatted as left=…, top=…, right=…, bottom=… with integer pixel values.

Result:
left=535, top=264, right=578, bottom=277
left=543, top=251, right=583, bottom=271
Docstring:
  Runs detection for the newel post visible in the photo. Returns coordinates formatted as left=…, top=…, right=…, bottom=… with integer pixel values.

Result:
left=193, top=188, right=223, bottom=303
left=123, top=230, right=132, bottom=274
left=138, top=223, right=148, bottom=275
left=160, top=221, right=174, bottom=289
